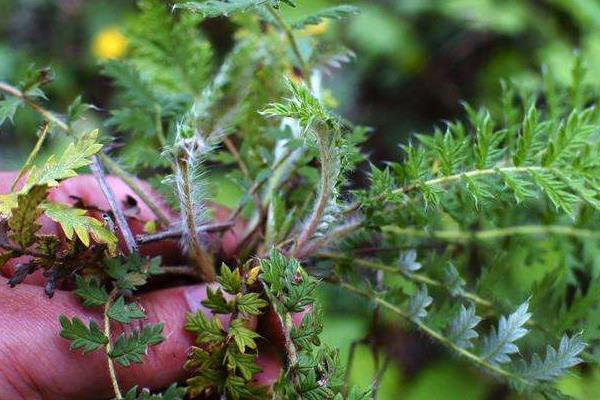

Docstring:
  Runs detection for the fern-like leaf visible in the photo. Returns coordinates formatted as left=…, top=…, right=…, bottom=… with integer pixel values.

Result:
left=480, top=301, right=531, bottom=365
left=41, top=202, right=117, bottom=251
left=519, top=334, right=585, bottom=383
left=407, top=285, right=433, bottom=322
left=447, top=304, right=481, bottom=349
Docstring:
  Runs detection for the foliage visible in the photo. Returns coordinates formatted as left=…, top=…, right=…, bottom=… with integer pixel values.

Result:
left=1, top=0, right=599, bottom=399
left=184, top=263, right=269, bottom=399
left=261, top=251, right=371, bottom=399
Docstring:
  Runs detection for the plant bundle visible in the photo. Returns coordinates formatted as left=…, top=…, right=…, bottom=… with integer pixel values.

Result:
left=0, top=1, right=598, bottom=399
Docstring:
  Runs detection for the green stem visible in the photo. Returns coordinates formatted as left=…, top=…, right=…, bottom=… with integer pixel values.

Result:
left=267, top=5, right=311, bottom=87
left=104, top=288, right=123, bottom=399
left=342, top=165, right=552, bottom=214
left=339, top=282, right=529, bottom=386
left=11, top=121, right=50, bottom=191
left=382, top=224, right=600, bottom=242
left=0, top=81, right=68, bottom=131
left=393, top=166, right=547, bottom=195
left=293, top=133, right=332, bottom=257
left=298, top=220, right=363, bottom=258
left=319, top=252, right=492, bottom=308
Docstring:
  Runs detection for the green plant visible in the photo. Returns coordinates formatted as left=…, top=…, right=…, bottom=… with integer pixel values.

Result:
left=0, top=0, right=598, bottom=399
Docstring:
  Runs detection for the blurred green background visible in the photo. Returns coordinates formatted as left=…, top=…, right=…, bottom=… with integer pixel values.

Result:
left=2, top=0, right=600, bottom=398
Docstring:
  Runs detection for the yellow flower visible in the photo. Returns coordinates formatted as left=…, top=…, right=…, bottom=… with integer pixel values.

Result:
left=301, top=20, right=329, bottom=36
left=92, top=27, right=127, bottom=60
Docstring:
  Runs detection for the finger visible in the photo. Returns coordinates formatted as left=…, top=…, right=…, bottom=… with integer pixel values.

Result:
left=0, top=280, right=279, bottom=400
left=0, top=280, right=196, bottom=399
left=0, top=172, right=182, bottom=284
left=1, top=172, right=246, bottom=283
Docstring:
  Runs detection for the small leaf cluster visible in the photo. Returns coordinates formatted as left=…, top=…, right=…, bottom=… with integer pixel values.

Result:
left=357, top=62, right=600, bottom=220
left=0, top=130, right=117, bottom=295
left=60, top=255, right=166, bottom=367
left=184, top=263, right=269, bottom=399
left=0, top=66, right=52, bottom=126
left=261, top=251, right=370, bottom=399
left=355, top=268, right=586, bottom=395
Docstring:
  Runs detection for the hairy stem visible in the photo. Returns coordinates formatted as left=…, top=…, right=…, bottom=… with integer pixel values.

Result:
left=293, top=134, right=333, bottom=257
left=260, top=280, right=302, bottom=395
left=176, top=155, right=216, bottom=282
left=297, top=220, right=362, bottom=258
left=394, top=165, right=549, bottom=195
left=104, top=288, right=122, bottom=399
left=11, top=121, right=50, bottom=191
left=319, top=252, right=492, bottom=308
left=90, top=156, right=138, bottom=255
left=158, top=265, right=198, bottom=277
left=340, top=282, right=528, bottom=386
left=135, top=221, right=234, bottom=245
left=342, top=165, right=553, bottom=215
left=382, top=224, right=600, bottom=242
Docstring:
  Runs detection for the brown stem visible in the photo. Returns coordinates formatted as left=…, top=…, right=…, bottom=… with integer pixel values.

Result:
left=176, top=155, right=216, bottom=282
left=90, top=156, right=138, bottom=255
left=136, top=221, right=234, bottom=245
left=99, top=154, right=172, bottom=228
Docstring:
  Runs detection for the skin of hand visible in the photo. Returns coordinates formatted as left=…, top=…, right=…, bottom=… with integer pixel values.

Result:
left=0, top=172, right=282, bottom=400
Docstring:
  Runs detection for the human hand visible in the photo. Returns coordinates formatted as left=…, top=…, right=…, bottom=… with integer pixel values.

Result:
left=0, top=172, right=281, bottom=400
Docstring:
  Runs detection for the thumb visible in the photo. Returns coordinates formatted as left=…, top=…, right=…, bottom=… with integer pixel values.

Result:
left=0, top=281, right=200, bottom=400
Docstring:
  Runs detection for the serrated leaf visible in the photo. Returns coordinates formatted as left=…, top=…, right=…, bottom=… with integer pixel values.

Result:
left=7, top=184, right=47, bottom=247
left=74, top=276, right=108, bottom=308
left=501, top=171, right=534, bottom=203
left=41, top=202, right=117, bottom=251
left=236, top=292, right=269, bottom=316
left=104, top=255, right=159, bottom=290
left=407, top=285, right=432, bottom=322
left=59, top=315, right=108, bottom=354
left=185, top=311, right=225, bottom=343
left=520, top=334, right=586, bottom=382
left=480, top=301, right=531, bottom=365
left=447, top=304, right=481, bottom=349
left=25, top=129, right=103, bottom=189
left=201, top=286, right=234, bottom=314
left=0, top=97, right=23, bottom=126
left=228, top=318, right=260, bottom=353
left=398, top=249, right=422, bottom=273
left=67, top=95, right=91, bottom=125
left=217, top=263, right=242, bottom=294
left=529, top=170, right=578, bottom=213
left=224, top=346, right=262, bottom=380
left=444, top=263, right=465, bottom=297
left=108, top=296, right=146, bottom=323
left=109, top=323, right=164, bottom=367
